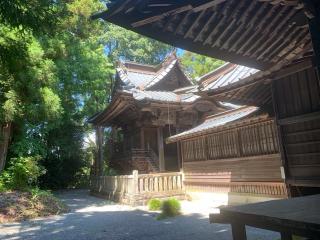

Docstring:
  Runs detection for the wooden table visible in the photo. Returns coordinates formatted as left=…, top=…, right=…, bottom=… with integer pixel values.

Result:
left=210, top=194, right=320, bottom=240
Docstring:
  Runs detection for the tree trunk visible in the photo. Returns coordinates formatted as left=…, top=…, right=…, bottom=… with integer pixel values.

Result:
left=0, top=122, right=12, bottom=172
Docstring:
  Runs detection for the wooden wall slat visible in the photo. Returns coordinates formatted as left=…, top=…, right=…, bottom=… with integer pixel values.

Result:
left=182, top=120, right=279, bottom=162
left=183, top=154, right=282, bottom=182
left=273, top=66, right=320, bottom=188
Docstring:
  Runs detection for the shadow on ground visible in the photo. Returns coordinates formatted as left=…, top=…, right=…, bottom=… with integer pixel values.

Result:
left=0, top=190, right=280, bottom=240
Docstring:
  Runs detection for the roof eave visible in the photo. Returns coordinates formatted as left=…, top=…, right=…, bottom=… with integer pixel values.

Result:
left=167, top=113, right=270, bottom=144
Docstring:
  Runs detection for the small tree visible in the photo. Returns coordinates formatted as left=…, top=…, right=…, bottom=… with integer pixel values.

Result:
left=0, top=156, right=46, bottom=190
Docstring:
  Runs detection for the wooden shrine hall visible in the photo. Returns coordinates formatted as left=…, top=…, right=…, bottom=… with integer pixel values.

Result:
left=94, top=0, right=320, bottom=239
left=89, top=53, right=228, bottom=175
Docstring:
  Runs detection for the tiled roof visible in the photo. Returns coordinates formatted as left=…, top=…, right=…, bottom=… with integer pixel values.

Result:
left=200, top=64, right=259, bottom=91
left=124, top=89, right=200, bottom=103
left=218, top=102, right=243, bottom=109
left=116, top=66, right=155, bottom=88
left=143, top=59, right=177, bottom=89
left=117, top=52, right=192, bottom=90
left=173, top=85, right=198, bottom=94
left=167, top=106, right=258, bottom=142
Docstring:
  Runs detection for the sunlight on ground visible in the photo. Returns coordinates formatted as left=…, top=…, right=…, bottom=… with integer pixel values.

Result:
left=0, top=191, right=280, bottom=240
left=76, top=204, right=134, bottom=213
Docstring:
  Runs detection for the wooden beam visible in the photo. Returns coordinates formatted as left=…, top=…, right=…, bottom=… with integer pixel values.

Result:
left=192, top=0, right=227, bottom=12
left=277, top=111, right=320, bottom=125
left=132, top=5, right=192, bottom=28
left=183, top=9, right=206, bottom=39
left=207, top=58, right=312, bottom=98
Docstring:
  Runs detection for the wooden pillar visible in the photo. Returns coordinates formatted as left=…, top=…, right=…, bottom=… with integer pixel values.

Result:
left=231, top=223, right=247, bottom=240
left=271, top=81, right=291, bottom=197
left=96, top=126, right=104, bottom=176
left=140, top=127, right=145, bottom=149
left=176, top=128, right=181, bottom=171
left=280, top=231, right=293, bottom=240
left=157, top=126, right=165, bottom=172
left=303, top=0, right=320, bottom=73
left=110, top=126, right=116, bottom=157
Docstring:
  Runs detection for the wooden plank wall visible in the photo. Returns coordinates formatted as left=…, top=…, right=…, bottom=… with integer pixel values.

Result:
left=180, top=120, right=285, bottom=197
left=183, top=154, right=282, bottom=183
left=272, top=66, right=320, bottom=192
left=181, top=120, right=279, bottom=162
left=183, top=154, right=285, bottom=197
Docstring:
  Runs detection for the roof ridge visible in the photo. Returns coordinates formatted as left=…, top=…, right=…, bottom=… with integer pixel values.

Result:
left=117, top=50, right=178, bottom=72
left=197, top=63, right=236, bottom=84
left=120, top=60, right=157, bottom=70
left=143, top=59, right=178, bottom=89
left=205, top=105, right=257, bottom=121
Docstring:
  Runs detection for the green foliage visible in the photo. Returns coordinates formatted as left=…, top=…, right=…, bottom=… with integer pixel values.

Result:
left=0, top=0, right=59, bottom=33
left=104, top=24, right=173, bottom=65
left=0, top=0, right=174, bottom=190
left=180, top=51, right=225, bottom=79
left=73, top=166, right=91, bottom=188
left=0, top=180, right=6, bottom=192
left=157, top=198, right=181, bottom=219
left=0, top=156, right=46, bottom=190
left=30, top=187, right=53, bottom=199
left=148, top=198, right=162, bottom=211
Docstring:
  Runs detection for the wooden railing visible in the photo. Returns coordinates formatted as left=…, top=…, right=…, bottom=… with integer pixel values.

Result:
left=91, top=174, right=134, bottom=196
left=137, top=172, right=184, bottom=193
left=91, top=170, right=185, bottom=205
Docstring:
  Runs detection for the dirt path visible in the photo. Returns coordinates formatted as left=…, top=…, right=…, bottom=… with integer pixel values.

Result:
left=0, top=190, right=279, bottom=240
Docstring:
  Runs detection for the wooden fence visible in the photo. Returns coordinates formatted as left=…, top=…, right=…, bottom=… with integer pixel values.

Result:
left=91, top=171, right=185, bottom=205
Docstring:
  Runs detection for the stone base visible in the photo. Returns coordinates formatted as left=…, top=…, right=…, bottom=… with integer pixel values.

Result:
left=186, top=190, right=285, bottom=208
left=227, top=192, right=284, bottom=205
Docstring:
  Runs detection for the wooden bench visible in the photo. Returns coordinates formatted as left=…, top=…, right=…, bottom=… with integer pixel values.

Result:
left=210, top=194, right=320, bottom=240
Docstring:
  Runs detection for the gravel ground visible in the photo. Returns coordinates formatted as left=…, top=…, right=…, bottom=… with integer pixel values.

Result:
left=0, top=190, right=280, bottom=240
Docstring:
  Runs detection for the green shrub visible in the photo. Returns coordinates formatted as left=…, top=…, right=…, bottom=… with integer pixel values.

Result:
left=157, top=198, right=181, bottom=219
left=0, top=156, right=46, bottom=190
left=148, top=198, right=162, bottom=211
left=0, top=180, right=6, bottom=192
left=30, top=187, right=53, bottom=199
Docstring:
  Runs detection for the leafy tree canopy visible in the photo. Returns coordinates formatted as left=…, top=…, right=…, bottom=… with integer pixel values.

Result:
left=179, top=51, right=225, bottom=80
left=0, top=0, right=224, bottom=189
left=0, top=0, right=174, bottom=189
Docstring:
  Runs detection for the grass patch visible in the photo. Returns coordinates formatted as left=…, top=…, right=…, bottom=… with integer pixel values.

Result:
left=156, top=198, right=181, bottom=220
left=0, top=188, right=68, bottom=223
left=148, top=198, right=162, bottom=211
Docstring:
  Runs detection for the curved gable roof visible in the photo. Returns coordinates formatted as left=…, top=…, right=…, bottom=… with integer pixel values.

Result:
left=116, top=52, right=193, bottom=90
